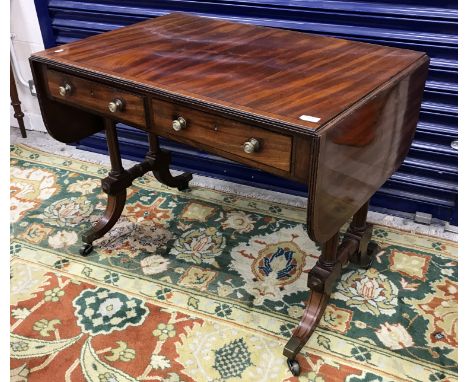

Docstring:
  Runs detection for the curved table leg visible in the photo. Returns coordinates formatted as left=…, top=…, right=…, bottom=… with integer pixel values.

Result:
left=80, top=190, right=127, bottom=255
left=283, top=233, right=342, bottom=375
left=79, top=119, right=127, bottom=256
left=284, top=200, right=379, bottom=376
left=147, top=135, right=192, bottom=191
left=284, top=288, right=331, bottom=360
left=150, top=150, right=192, bottom=191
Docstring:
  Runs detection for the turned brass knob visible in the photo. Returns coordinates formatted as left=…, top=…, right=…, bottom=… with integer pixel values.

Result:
left=243, top=138, right=260, bottom=154
left=108, top=99, right=124, bottom=113
left=59, top=83, right=72, bottom=96
left=172, top=117, right=187, bottom=131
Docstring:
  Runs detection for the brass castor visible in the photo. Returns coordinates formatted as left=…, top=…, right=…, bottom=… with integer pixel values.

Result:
left=79, top=243, right=93, bottom=256
left=287, top=358, right=300, bottom=376
left=177, top=183, right=191, bottom=192
left=175, top=173, right=192, bottom=191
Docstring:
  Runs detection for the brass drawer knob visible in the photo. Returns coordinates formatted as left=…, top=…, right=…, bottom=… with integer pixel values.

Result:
left=59, top=83, right=72, bottom=96
left=108, top=98, right=124, bottom=113
left=172, top=117, right=187, bottom=131
left=243, top=138, right=260, bottom=154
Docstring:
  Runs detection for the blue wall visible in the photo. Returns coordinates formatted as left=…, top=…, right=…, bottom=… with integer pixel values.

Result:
left=34, top=0, right=458, bottom=224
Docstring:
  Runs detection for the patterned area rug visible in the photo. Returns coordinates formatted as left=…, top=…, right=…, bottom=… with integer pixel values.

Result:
left=10, top=144, right=457, bottom=382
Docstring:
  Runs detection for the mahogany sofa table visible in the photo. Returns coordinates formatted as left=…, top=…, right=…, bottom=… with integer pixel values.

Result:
left=30, top=12, right=429, bottom=376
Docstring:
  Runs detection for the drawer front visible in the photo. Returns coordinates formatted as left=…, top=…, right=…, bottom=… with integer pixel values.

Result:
left=46, top=69, right=146, bottom=127
left=152, top=99, right=292, bottom=172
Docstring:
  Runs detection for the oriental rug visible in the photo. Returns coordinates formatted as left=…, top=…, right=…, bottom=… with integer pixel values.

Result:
left=10, top=144, right=457, bottom=382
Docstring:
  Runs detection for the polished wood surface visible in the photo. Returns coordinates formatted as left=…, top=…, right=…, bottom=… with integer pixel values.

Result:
left=30, top=12, right=429, bottom=242
left=46, top=69, right=146, bottom=127
left=308, top=56, right=429, bottom=242
left=29, top=12, right=429, bottom=375
left=32, top=12, right=425, bottom=134
left=30, top=61, right=105, bottom=143
left=82, top=120, right=127, bottom=246
left=82, top=119, right=192, bottom=247
left=284, top=201, right=378, bottom=362
left=152, top=98, right=292, bottom=172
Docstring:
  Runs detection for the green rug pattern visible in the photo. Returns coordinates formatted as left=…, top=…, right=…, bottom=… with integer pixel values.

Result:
left=10, top=144, right=457, bottom=381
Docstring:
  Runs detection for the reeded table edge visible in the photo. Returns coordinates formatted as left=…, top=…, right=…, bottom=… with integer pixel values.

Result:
left=29, top=54, right=426, bottom=137
left=318, top=54, right=430, bottom=134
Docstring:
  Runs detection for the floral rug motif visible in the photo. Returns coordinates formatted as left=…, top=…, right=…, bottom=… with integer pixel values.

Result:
left=10, top=144, right=458, bottom=381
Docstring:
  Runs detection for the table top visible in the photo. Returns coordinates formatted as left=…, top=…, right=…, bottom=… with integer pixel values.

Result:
left=33, top=12, right=426, bottom=132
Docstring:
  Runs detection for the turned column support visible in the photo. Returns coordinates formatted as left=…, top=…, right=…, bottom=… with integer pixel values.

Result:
left=346, top=201, right=377, bottom=268
left=10, top=63, right=27, bottom=138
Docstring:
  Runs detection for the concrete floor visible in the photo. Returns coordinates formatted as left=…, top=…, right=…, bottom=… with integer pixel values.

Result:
left=11, top=126, right=457, bottom=241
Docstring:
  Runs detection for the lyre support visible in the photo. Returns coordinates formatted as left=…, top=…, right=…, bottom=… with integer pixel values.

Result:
left=79, top=119, right=192, bottom=256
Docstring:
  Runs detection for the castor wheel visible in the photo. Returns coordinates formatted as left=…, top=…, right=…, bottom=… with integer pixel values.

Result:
left=362, top=241, right=380, bottom=269
left=177, top=184, right=191, bottom=192
left=175, top=173, right=193, bottom=191
left=287, top=358, right=301, bottom=376
left=79, top=243, right=93, bottom=256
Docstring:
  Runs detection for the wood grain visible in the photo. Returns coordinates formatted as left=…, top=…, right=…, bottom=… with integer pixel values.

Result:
left=31, top=12, right=425, bottom=134
left=46, top=69, right=146, bottom=128
left=308, top=56, right=430, bottom=242
left=11, top=64, right=27, bottom=138
left=292, top=137, right=314, bottom=183
left=29, top=60, right=105, bottom=143
left=29, top=12, right=429, bottom=243
left=152, top=98, right=292, bottom=172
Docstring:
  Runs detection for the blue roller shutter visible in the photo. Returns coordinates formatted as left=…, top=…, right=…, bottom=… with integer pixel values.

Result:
left=33, top=0, right=458, bottom=225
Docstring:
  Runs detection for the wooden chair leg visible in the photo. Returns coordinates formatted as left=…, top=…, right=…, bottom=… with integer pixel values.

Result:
left=10, top=64, right=27, bottom=138
left=284, top=199, right=379, bottom=376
